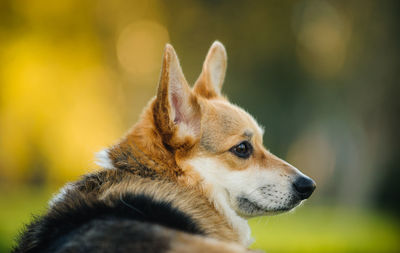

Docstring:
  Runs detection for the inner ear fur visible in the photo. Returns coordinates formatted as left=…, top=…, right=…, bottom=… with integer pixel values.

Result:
left=193, top=41, right=227, bottom=99
left=153, top=44, right=201, bottom=147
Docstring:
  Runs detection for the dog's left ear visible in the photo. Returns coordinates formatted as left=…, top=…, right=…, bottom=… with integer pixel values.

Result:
left=153, top=44, right=201, bottom=146
left=193, top=41, right=227, bottom=99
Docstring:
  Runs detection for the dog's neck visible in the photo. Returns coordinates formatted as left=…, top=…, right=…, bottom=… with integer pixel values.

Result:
left=108, top=137, right=180, bottom=180
left=106, top=106, right=183, bottom=180
left=101, top=107, right=251, bottom=246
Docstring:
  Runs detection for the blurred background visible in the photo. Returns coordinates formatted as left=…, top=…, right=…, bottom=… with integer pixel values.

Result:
left=0, top=0, right=399, bottom=252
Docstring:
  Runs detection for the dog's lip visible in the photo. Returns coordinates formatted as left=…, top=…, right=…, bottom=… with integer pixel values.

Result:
left=235, top=196, right=265, bottom=217
left=236, top=196, right=281, bottom=216
left=236, top=194, right=302, bottom=216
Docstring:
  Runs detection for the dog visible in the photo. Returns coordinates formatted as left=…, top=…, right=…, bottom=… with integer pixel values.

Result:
left=13, top=41, right=315, bottom=253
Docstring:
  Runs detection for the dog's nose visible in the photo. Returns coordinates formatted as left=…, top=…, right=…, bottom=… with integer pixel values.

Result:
left=293, top=176, right=316, bottom=200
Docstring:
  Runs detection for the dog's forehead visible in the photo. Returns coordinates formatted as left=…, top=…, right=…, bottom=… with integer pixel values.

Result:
left=205, top=100, right=264, bottom=137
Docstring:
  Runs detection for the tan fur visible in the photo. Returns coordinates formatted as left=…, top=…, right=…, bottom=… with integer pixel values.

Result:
left=51, top=169, right=239, bottom=241
left=193, top=41, right=227, bottom=99
left=43, top=168, right=246, bottom=252
left=99, top=173, right=239, bottom=242
left=108, top=43, right=300, bottom=185
left=102, top=41, right=314, bottom=246
left=167, top=233, right=255, bottom=253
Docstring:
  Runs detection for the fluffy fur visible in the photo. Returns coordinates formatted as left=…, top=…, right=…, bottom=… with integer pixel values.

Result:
left=13, top=170, right=242, bottom=252
left=13, top=41, right=315, bottom=252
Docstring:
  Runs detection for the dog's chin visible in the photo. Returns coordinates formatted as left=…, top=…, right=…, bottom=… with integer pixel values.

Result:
left=234, top=195, right=302, bottom=218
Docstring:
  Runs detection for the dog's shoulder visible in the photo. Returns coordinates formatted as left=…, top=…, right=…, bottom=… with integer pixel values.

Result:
left=12, top=170, right=203, bottom=253
left=13, top=169, right=239, bottom=253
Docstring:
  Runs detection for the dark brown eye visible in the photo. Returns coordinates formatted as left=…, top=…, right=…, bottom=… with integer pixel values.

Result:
left=230, top=141, right=253, bottom=159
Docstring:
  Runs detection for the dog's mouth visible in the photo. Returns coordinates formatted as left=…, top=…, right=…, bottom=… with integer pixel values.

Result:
left=235, top=194, right=302, bottom=217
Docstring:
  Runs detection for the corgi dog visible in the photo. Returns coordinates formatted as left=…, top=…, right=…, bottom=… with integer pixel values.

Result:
left=13, top=41, right=315, bottom=253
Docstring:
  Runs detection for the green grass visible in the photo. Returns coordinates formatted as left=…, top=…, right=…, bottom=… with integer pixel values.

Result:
left=0, top=187, right=53, bottom=252
left=0, top=188, right=399, bottom=253
left=249, top=204, right=400, bottom=252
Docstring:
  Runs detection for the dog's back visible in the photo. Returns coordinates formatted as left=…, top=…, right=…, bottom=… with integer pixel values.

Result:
left=13, top=169, right=246, bottom=253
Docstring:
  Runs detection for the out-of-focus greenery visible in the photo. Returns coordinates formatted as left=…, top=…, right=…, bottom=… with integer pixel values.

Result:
left=0, top=187, right=52, bottom=252
left=250, top=206, right=400, bottom=253
left=1, top=0, right=399, bottom=252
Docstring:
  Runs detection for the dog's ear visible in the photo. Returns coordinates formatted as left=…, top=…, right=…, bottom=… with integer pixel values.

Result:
left=193, top=41, right=227, bottom=99
left=153, top=44, right=201, bottom=146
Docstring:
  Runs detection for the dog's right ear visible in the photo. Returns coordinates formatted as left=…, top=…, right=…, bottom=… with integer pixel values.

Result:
left=153, top=44, right=201, bottom=147
left=193, top=41, right=227, bottom=99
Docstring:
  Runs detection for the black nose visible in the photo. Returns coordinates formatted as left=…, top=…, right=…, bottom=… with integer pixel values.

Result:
left=293, top=176, right=316, bottom=200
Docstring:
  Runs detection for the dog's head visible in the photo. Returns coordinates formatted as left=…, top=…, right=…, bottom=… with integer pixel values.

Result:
left=144, top=42, right=315, bottom=217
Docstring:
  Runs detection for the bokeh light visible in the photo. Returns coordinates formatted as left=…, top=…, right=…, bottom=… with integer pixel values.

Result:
left=117, top=20, right=169, bottom=80
left=293, top=0, right=351, bottom=79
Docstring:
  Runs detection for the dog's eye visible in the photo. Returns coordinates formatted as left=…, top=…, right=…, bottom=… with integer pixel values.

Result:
left=230, top=141, right=253, bottom=159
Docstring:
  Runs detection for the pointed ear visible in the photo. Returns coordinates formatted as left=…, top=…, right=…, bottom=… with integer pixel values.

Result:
left=193, top=41, right=227, bottom=99
left=153, top=44, right=201, bottom=145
